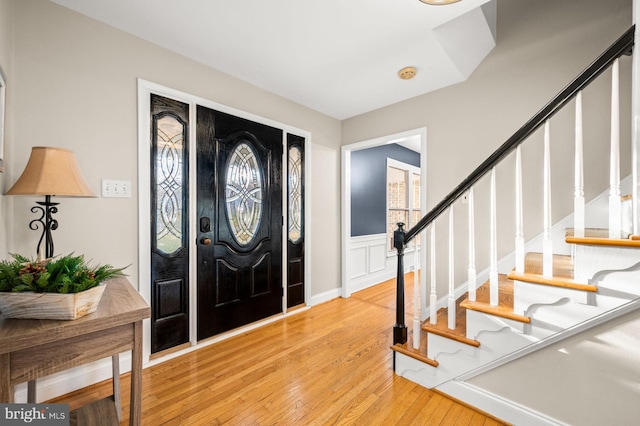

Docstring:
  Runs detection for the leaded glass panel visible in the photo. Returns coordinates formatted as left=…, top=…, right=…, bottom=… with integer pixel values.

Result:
left=288, top=146, right=302, bottom=243
left=226, top=143, right=263, bottom=245
left=155, top=115, right=184, bottom=254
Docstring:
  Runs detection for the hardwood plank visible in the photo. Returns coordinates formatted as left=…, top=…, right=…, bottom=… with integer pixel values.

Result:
left=49, top=274, right=507, bottom=425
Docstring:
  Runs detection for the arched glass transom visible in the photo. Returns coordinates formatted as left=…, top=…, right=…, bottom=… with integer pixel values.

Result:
left=226, top=143, right=263, bottom=245
left=288, top=146, right=302, bottom=243
left=155, top=115, right=184, bottom=254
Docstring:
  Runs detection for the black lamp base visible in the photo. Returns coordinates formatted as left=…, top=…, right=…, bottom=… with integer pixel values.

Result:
left=30, top=195, right=59, bottom=259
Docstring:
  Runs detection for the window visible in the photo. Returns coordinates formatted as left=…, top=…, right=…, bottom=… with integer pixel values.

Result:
left=387, top=159, right=421, bottom=250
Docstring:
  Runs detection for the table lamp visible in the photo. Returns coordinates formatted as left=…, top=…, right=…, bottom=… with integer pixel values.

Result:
left=5, top=146, right=95, bottom=259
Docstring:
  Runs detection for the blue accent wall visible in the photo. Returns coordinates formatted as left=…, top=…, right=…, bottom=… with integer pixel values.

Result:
left=351, top=144, right=420, bottom=237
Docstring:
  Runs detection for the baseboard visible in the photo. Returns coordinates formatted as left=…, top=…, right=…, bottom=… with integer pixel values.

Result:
left=309, top=287, right=342, bottom=306
left=436, top=380, right=569, bottom=426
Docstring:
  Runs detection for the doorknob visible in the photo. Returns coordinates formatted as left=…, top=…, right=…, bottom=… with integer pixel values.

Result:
left=200, top=237, right=212, bottom=246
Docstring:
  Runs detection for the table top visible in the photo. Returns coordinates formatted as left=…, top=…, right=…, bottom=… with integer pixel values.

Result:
left=0, top=277, right=150, bottom=354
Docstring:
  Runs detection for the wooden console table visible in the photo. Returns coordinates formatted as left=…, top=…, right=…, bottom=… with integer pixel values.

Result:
left=0, top=277, right=150, bottom=425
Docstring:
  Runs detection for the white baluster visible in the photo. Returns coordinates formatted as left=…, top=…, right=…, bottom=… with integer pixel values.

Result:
left=633, top=2, right=640, bottom=236
left=490, top=167, right=499, bottom=306
left=515, top=146, right=525, bottom=273
left=448, top=208, right=456, bottom=330
left=543, top=120, right=554, bottom=278
left=413, top=248, right=420, bottom=350
left=609, top=58, right=622, bottom=239
left=429, top=224, right=437, bottom=325
left=467, top=187, right=477, bottom=302
left=574, top=91, right=585, bottom=238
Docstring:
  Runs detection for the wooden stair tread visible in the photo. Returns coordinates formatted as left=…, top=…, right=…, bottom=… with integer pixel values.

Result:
left=566, top=228, right=640, bottom=248
left=422, top=295, right=480, bottom=347
left=460, top=275, right=530, bottom=323
left=391, top=342, right=439, bottom=367
left=506, top=252, right=597, bottom=292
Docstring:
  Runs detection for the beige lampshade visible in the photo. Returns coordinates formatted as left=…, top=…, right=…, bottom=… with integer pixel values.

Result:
left=6, top=146, right=96, bottom=197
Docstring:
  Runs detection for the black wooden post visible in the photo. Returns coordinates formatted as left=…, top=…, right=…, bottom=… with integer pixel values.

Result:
left=393, top=222, right=407, bottom=346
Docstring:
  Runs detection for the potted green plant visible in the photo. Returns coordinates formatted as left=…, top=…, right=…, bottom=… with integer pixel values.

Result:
left=0, top=253, right=126, bottom=320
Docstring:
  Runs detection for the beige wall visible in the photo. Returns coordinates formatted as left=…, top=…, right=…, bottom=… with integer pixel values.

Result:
left=6, top=0, right=342, bottom=297
left=342, top=0, right=632, bottom=294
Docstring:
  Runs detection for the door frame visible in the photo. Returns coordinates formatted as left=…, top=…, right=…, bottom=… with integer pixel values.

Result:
left=137, top=79, right=312, bottom=365
left=341, top=128, right=427, bottom=302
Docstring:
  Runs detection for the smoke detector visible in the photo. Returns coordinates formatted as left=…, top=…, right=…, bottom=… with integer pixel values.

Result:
left=398, top=67, right=417, bottom=80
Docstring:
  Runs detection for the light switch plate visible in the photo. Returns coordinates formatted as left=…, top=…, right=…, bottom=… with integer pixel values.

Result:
left=102, top=179, right=131, bottom=198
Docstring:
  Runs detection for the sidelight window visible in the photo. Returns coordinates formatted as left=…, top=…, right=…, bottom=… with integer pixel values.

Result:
left=155, top=115, right=185, bottom=254
left=288, top=145, right=303, bottom=243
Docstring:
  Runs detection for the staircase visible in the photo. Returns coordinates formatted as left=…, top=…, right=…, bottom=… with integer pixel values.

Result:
left=389, top=26, right=640, bottom=424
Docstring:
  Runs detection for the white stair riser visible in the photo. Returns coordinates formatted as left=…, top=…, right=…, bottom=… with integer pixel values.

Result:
left=513, top=280, right=589, bottom=315
left=574, top=245, right=640, bottom=282
left=466, top=309, right=526, bottom=338
left=427, top=332, right=476, bottom=359
left=525, top=299, right=607, bottom=339
left=590, top=264, right=640, bottom=309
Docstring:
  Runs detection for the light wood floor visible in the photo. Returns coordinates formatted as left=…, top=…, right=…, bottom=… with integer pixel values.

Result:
left=50, top=274, right=508, bottom=425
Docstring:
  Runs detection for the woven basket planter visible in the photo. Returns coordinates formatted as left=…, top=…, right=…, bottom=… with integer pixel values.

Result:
left=0, top=284, right=106, bottom=320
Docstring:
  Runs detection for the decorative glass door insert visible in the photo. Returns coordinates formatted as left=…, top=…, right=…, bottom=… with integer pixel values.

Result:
left=288, top=145, right=302, bottom=243
left=156, top=115, right=185, bottom=254
left=225, top=143, right=263, bottom=245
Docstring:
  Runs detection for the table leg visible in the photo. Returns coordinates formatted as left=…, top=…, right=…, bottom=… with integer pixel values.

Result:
left=0, top=353, right=13, bottom=403
left=111, top=354, right=121, bottom=421
left=27, top=380, right=36, bottom=403
left=129, top=321, right=143, bottom=426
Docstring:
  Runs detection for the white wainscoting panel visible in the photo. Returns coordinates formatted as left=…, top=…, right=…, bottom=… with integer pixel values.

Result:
left=347, top=234, right=420, bottom=295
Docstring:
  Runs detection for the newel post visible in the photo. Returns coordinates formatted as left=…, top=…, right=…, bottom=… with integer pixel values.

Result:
left=393, top=222, right=408, bottom=346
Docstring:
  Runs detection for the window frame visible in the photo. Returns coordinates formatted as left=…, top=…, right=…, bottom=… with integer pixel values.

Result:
left=386, top=158, right=421, bottom=254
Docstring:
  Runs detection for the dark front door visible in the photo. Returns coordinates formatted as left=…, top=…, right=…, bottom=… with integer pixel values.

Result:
left=196, top=106, right=283, bottom=340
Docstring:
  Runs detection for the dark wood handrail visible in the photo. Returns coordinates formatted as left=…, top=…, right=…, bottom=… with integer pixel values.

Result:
left=403, top=25, right=635, bottom=244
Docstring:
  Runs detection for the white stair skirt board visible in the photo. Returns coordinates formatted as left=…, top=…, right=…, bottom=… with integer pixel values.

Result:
left=573, top=244, right=640, bottom=284
left=513, top=280, right=589, bottom=316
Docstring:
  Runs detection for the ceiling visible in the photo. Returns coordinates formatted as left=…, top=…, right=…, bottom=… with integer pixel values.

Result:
left=50, top=0, right=496, bottom=120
